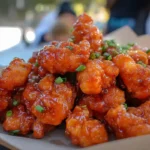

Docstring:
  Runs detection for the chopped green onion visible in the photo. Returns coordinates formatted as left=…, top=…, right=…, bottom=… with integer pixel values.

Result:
left=101, top=45, right=108, bottom=52
left=76, top=65, right=86, bottom=72
left=35, top=105, right=44, bottom=113
left=69, top=27, right=74, bottom=33
left=90, top=52, right=96, bottom=60
left=68, top=36, right=75, bottom=42
left=13, top=100, right=18, bottom=106
left=146, top=49, right=150, bottom=53
left=6, top=110, right=12, bottom=117
left=95, top=53, right=101, bottom=58
left=103, top=52, right=112, bottom=60
left=66, top=45, right=73, bottom=50
left=124, top=103, right=128, bottom=109
left=9, top=130, right=20, bottom=135
left=81, top=105, right=87, bottom=108
left=111, top=50, right=119, bottom=57
left=137, top=61, right=147, bottom=68
left=127, top=43, right=134, bottom=47
left=34, top=62, right=39, bottom=67
left=55, top=77, right=64, bottom=84
left=107, top=55, right=112, bottom=60
left=90, top=52, right=101, bottom=60
left=105, top=40, right=117, bottom=47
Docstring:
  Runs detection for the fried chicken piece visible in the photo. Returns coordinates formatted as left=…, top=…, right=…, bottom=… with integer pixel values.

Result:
left=66, top=106, right=108, bottom=147
left=32, top=119, right=55, bottom=139
left=0, top=89, right=11, bottom=111
left=79, top=86, right=125, bottom=119
left=22, top=83, right=40, bottom=112
left=72, top=13, right=103, bottom=52
left=38, top=40, right=90, bottom=74
left=3, top=105, right=34, bottom=135
left=128, top=100, right=150, bottom=124
left=113, top=54, right=150, bottom=100
left=77, top=59, right=119, bottom=94
left=28, top=53, right=48, bottom=83
left=0, top=58, right=32, bottom=90
left=128, top=49, right=148, bottom=64
left=31, top=75, right=76, bottom=125
left=77, top=60, right=102, bottom=94
left=105, top=105, right=150, bottom=139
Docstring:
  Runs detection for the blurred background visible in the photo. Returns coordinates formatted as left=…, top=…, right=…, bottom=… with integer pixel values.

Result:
left=0, top=0, right=149, bottom=66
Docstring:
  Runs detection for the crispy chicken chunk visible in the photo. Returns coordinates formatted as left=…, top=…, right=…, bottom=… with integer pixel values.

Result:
left=31, top=75, right=76, bottom=125
left=79, top=86, right=125, bottom=119
left=113, top=54, right=150, bottom=100
left=128, top=100, right=150, bottom=124
left=72, top=13, right=103, bottom=52
left=3, top=105, right=34, bottom=135
left=105, top=105, right=150, bottom=139
left=22, top=83, right=40, bottom=112
left=0, top=89, right=11, bottom=111
left=32, top=119, right=55, bottom=139
left=128, top=49, right=148, bottom=64
left=0, top=58, right=32, bottom=90
left=38, top=40, right=90, bottom=74
left=77, top=59, right=119, bottom=94
left=66, top=106, right=108, bottom=147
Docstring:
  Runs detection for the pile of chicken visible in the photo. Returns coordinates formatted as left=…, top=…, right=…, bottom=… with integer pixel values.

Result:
left=1, top=13, right=150, bottom=147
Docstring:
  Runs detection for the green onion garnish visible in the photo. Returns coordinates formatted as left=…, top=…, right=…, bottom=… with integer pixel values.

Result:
left=69, top=27, right=74, bottom=33
left=55, top=77, right=65, bottom=84
left=146, top=49, right=150, bottom=53
left=124, top=103, right=128, bottom=109
left=35, top=105, right=44, bottom=113
left=90, top=52, right=101, bottom=60
left=6, top=110, right=12, bottom=117
left=107, top=55, right=112, bottom=60
left=68, top=36, right=75, bottom=42
left=34, top=62, right=39, bottom=67
left=103, top=52, right=112, bottom=60
left=9, top=130, right=20, bottom=135
left=66, top=45, right=73, bottom=50
left=105, top=40, right=117, bottom=47
left=76, top=65, right=86, bottom=72
left=81, top=105, right=87, bottom=108
left=95, top=53, right=101, bottom=58
left=137, top=61, right=147, bottom=68
left=13, top=100, right=18, bottom=106
left=127, top=43, right=134, bottom=47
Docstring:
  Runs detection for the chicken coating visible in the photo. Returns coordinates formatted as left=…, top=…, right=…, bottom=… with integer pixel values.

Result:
left=72, top=13, right=103, bottom=52
left=66, top=106, right=108, bottom=147
left=105, top=105, right=150, bottom=139
left=77, top=60, right=102, bottom=94
left=28, top=53, right=48, bottom=83
left=30, top=75, right=76, bottom=125
left=32, top=119, right=55, bottom=139
left=0, top=58, right=32, bottom=90
left=0, top=89, right=11, bottom=111
left=3, top=105, right=34, bottom=135
left=38, top=40, right=90, bottom=74
left=77, top=59, right=119, bottom=94
left=113, top=54, right=150, bottom=100
left=22, top=83, right=40, bottom=112
left=128, top=49, right=148, bottom=64
left=128, top=100, right=150, bottom=124
left=79, top=86, right=125, bottom=119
